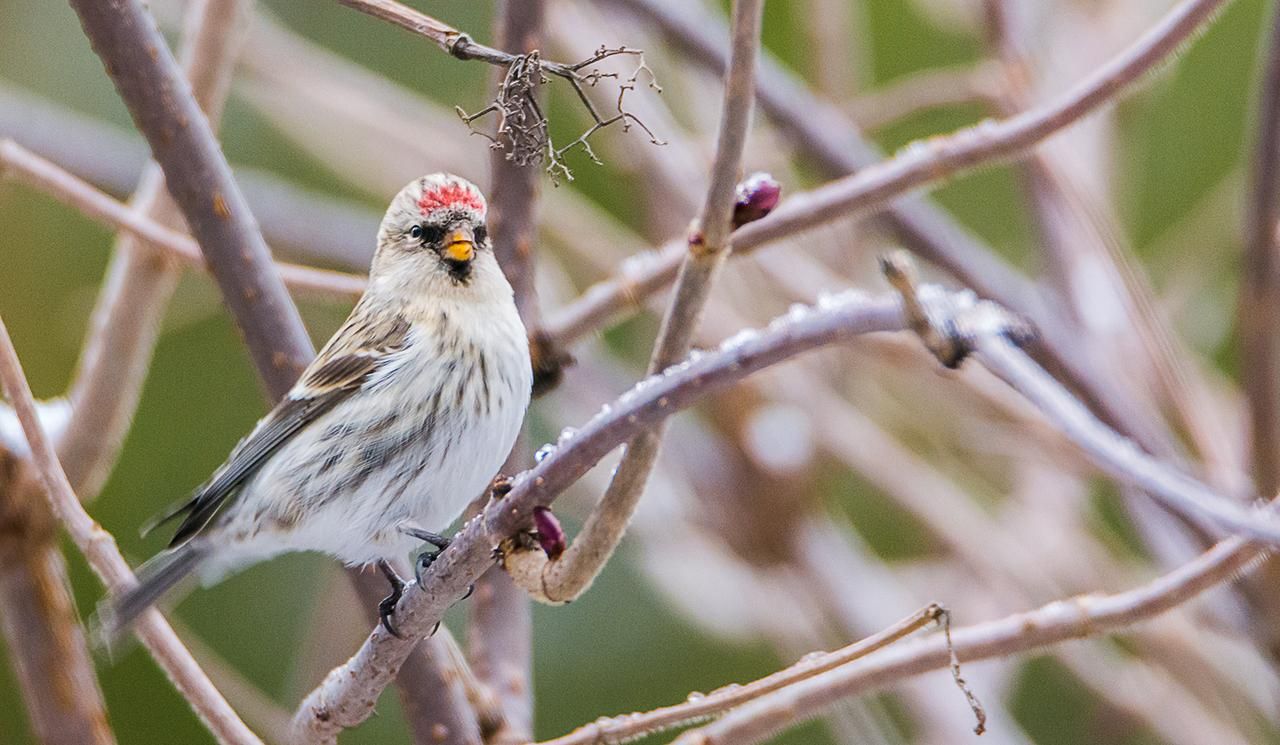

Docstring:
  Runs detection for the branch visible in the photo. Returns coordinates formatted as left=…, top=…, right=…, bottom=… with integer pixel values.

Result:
left=548, top=0, right=1226, bottom=348
left=879, top=253, right=1280, bottom=548
left=603, top=0, right=1224, bottom=463
left=0, top=4, right=251, bottom=742
left=62, top=3, right=474, bottom=741
left=67, top=0, right=314, bottom=397
left=0, top=534, right=115, bottom=745
left=292, top=290, right=930, bottom=740
left=0, top=316, right=261, bottom=745
left=668, top=528, right=1265, bottom=745
left=464, top=4, right=548, bottom=742
left=55, top=0, right=255, bottom=499
left=336, top=0, right=663, bottom=181
left=518, top=0, right=764, bottom=605
left=538, top=604, right=945, bottom=745
left=0, top=141, right=366, bottom=300
left=347, top=571, right=485, bottom=745
left=1241, top=1, right=1280, bottom=498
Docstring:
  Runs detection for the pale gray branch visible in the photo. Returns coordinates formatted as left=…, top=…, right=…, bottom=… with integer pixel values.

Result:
left=0, top=316, right=262, bottom=745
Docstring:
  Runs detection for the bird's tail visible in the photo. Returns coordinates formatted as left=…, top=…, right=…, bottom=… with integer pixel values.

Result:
left=97, top=542, right=209, bottom=646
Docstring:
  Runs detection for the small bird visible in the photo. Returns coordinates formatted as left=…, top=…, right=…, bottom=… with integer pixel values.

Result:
left=101, top=174, right=532, bottom=640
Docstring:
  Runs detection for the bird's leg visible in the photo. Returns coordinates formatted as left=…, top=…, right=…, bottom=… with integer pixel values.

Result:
left=377, top=559, right=407, bottom=639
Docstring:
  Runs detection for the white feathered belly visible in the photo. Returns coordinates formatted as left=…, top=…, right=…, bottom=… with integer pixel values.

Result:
left=209, top=317, right=530, bottom=574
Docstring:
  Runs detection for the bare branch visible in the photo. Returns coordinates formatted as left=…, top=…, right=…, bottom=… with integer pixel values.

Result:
left=67, top=0, right=314, bottom=397
left=668, top=530, right=1265, bottom=745
left=1241, top=2, right=1280, bottom=499
left=0, top=536, right=116, bottom=745
left=0, top=317, right=262, bottom=745
left=539, top=604, right=944, bottom=745
left=518, top=0, right=764, bottom=606
left=548, top=0, right=1226, bottom=348
left=0, top=141, right=366, bottom=299
left=880, top=253, right=1280, bottom=548
left=56, top=0, right=254, bottom=499
left=292, top=290, right=928, bottom=740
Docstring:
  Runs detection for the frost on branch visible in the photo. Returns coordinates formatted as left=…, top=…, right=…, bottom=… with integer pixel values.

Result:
left=456, top=45, right=665, bottom=183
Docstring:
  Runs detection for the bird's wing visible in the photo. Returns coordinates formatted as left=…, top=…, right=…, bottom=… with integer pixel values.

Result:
left=152, top=314, right=412, bottom=547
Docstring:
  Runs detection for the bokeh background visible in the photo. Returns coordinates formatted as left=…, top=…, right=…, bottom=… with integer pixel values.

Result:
left=1, top=0, right=1276, bottom=743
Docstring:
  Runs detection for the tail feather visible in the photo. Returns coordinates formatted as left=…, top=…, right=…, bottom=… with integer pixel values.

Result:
left=97, top=543, right=208, bottom=645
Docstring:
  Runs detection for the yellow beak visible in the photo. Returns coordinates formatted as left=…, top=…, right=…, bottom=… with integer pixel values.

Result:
left=443, top=228, right=476, bottom=263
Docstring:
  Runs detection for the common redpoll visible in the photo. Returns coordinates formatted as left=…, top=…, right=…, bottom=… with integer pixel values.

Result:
left=102, top=174, right=532, bottom=639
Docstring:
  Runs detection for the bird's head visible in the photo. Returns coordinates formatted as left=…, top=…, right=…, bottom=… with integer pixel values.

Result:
left=372, top=174, right=508, bottom=299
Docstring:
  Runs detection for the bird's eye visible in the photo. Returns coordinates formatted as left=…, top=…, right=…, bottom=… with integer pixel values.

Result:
left=474, top=225, right=488, bottom=244
left=409, top=224, right=447, bottom=244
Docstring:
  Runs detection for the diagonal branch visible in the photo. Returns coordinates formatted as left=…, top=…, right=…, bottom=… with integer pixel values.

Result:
left=549, top=0, right=1227, bottom=350
left=294, top=270, right=1280, bottom=740
left=68, top=0, right=314, bottom=397
left=292, top=290, right=916, bottom=742
left=0, top=141, right=366, bottom=299
left=0, top=316, right=262, bottom=745
left=56, top=0, right=254, bottom=499
left=668, top=522, right=1266, bottom=745
left=539, top=604, right=945, bottom=745
left=514, top=0, right=765, bottom=605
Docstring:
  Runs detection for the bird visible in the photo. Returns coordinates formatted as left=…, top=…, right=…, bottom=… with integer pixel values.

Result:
left=100, top=174, right=532, bottom=641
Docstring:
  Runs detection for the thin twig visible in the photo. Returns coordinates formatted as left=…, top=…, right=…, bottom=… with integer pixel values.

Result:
left=668, top=529, right=1265, bottom=745
left=337, top=0, right=662, bottom=181
left=0, top=141, right=366, bottom=299
left=0, top=316, right=262, bottom=745
left=518, top=0, right=765, bottom=604
left=538, top=604, right=944, bottom=745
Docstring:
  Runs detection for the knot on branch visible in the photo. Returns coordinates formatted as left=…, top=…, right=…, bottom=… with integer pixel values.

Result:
left=457, top=46, right=665, bottom=183
left=529, top=329, right=574, bottom=397
left=880, top=250, right=1034, bottom=368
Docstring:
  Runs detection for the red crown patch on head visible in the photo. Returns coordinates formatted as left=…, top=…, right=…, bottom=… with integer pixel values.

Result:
left=417, top=180, right=486, bottom=217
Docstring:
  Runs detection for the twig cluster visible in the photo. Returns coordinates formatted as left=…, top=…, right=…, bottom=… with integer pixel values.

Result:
left=457, top=45, right=664, bottom=182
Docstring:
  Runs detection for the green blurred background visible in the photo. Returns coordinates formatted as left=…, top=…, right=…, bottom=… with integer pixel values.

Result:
left=0, top=0, right=1268, bottom=742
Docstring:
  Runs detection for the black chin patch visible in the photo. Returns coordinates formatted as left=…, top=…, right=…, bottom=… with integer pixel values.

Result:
left=444, top=258, right=473, bottom=283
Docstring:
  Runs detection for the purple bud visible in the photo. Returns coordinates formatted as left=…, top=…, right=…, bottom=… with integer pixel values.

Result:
left=533, top=506, right=566, bottom=560
left=732, top=172, right=782, bottom=228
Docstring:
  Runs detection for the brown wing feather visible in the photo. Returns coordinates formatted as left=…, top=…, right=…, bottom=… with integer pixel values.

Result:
left=151, top=313, right=411, bottom=546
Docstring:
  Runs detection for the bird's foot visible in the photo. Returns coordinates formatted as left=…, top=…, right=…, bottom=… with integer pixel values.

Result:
left=400, top=527, right=452, bottom=585
left=376, top=559, right=406, bottom=639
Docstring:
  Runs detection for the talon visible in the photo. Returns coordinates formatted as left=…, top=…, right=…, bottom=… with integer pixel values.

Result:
left=377, top=559, right=406, bottom=639
left=415, top=548, right=442, bottom=586
left=399, top=526, right=451, bottom=551
left=462, top=583, right=476, bottom=601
